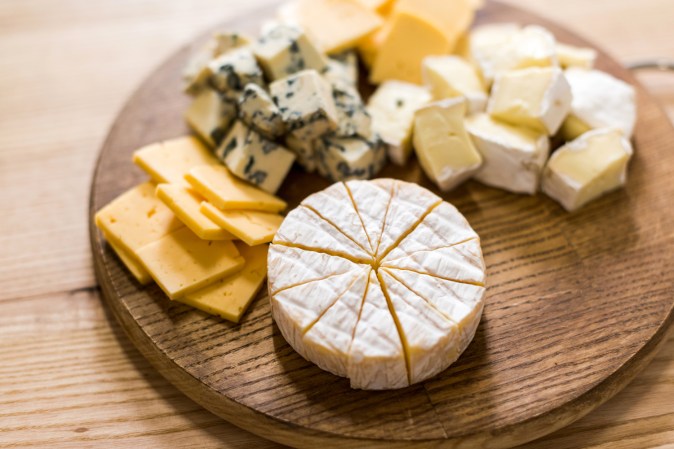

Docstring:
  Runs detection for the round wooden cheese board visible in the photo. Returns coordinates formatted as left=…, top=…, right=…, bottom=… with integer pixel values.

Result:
left=89, top=1, right=674, bottom=447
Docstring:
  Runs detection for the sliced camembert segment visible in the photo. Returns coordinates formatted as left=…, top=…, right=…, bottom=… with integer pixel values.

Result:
left=561, top=68, right=637, bottom=140
left=155, top=184, right=236, bottom=240
left=556, top=43, right=597, bottom=69
left=133, top=136, right=219, bottom=185
left=200, top=202, right=284, bottom=246
left=367, top=81, right=433, bottom=166
left=488, top=66, right=571, bottom=135
left=185, top=164, right=287, bottom=212
left=268, top=179, right=486, bottom=389
left=135, top=227, right=245, bottom=299
left=413, top=98, right=483, bottom=191
left=180, top=242, right=268, bottom=323
left=422, top=55, right=487, bottom=113
left=542, top=128, right=633, bottom=212
left=465, top=112, right=550, bottom=194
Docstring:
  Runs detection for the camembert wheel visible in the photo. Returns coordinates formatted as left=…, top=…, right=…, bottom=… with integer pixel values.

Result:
left=268, top=179, right=486, bottom=389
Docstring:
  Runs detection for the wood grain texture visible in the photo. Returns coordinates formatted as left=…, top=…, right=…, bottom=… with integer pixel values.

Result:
left=87, top=2, right=674, bottom=448
left=2, top=0, right=674, bottom=448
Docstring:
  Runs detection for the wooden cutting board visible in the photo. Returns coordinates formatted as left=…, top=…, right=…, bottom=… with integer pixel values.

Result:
left=89, top=1, right=674, bottom=447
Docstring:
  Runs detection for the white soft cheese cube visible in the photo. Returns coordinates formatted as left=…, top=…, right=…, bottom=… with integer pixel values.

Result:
left=413, top=98, right=483, bottom=191
left=185, top=88, right=237, bottom=149
left=315, top=135, right=387, bottom=182
left=488, top=66, right=571, bottom=135
left=238, top=83, right=286, bottom=139
left=556, top=43, right=597, bottom=69
left=466, top=113, right=550, bottom=194
left=216, top=121, right=296, bottom=194
left=422, top=55, right=487, bottom=113
left=270, top=69, right=339, bottom=140
left=561, top=68, right=637, bottom=139
left=542, top=128, right=633, bottom=211
left=208, top=48, right=265, bottom=101
left=253, top=24, right=327, bottom=81
left=367, top=81, right=432, bottom=165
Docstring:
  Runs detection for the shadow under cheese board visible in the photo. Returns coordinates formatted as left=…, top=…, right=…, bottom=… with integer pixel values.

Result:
left=89, top=1, right=674, bottom=447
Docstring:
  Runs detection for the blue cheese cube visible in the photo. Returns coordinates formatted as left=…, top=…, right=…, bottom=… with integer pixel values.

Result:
left=212, top=32, right=251, bottom=57
left=185, top=88, right=237, bottom=148
left=285, top=131, right=317, bottom=173
left=216, top=121, right=296, bottom=193
left=238, top=83, right=286, bottom=139
left=322, top=51, right=359, bottom=86
left=331, top=83, right=372, bottom=138
left=315, top=135, right=387, bottom=181
left=253, top=25, right=327, bottom=81
left=270, top=69, right=339, bottom=140
left=208, top=48, right=265, bottom=101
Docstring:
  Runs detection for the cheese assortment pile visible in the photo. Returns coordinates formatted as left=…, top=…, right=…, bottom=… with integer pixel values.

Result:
left=182, top=0, right=482, bottom=189
left=268, top=179, right=486, bottom=389
left=95, top=136, right=290, bottom=322
left=364, top=21, right=637, bottom=211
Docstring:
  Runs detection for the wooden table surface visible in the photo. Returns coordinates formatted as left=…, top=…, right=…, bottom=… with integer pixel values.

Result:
left=1, top=0, right=672, bottom=447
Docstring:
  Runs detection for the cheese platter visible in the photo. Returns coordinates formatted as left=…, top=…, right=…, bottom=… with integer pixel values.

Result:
left=90, top=1, right=674, bottom=447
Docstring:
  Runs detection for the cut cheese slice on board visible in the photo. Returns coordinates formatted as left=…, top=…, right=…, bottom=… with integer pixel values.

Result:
left=268, top=179, right=486, bottom=389
left=200, top=202, right=284, bottom=246
left=104, top=233, right=152, bottom=285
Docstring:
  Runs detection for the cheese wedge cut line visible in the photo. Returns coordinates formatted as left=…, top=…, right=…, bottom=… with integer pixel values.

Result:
left=383, top=268, right=463, bottom=327
left=382, top=237, right=478, bottom=264
left=271, top=270, right=361, bottom=297
left=302, top=203, right=372, bottom=255
left=381, top=265, right=485, bottom=287
left=375, top=201, right=442, bottom=263
left=270, top=241, right=373, bottom=266
left=375, top=270, right=412, bottom=385
left=372, top=182, right=396, bottom=256
left=344, top=182, right=377, bottom=254
left=345, top=272, right=372, bottom=356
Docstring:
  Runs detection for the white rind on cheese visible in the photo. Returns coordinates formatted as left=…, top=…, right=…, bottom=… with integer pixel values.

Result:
left=344, top=179, right=393, bottom=254
left=556, top=43, right=597, bottom=69
left=466, top=112, right=550, bottom=194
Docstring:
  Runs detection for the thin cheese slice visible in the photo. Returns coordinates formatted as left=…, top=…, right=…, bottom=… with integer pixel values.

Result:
left=104, top=233, right=152, bottom=285
left=180, top=242, right=268, bottom=323
left=132, top=136, right=219, bottom=185
left=156, top=184, right=236, bottom=240
left=94, top=182, right=184, bottom=258
left=200, top=202, right=284, bottom=246
left=135, top=227, right=245, bottom=299
left=185, top=164, right=287, bottom=212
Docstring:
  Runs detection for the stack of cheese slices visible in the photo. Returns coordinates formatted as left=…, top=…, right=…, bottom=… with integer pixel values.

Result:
left=95, top=136, right=289, bottom=323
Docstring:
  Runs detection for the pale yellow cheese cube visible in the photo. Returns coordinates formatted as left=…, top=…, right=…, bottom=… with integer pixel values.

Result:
left=104, top=233, right=152, bottom=285
left=413, top=98, right=482, bottom=191
left=488, top=66, right=571, bottom=135
left=132, top=136, right=219, bottom=185
left=181, top=243, right=268, bottom=322
left=135, top=227, right=245, bottom=299
left=422, top=55, right=487, bottom=113
left=155, top=184, right=236, bottom=241
left=185, top=164, right=287, bottom=212
left=542, top=128, right=633, bottom=211
left=279, top=0, right=382, bottom=54
left=357, top=20, right=391, bottom=69
left=556, top=43, right=597, bottom=69
left=94, top=182, right=184, bottom=259
left=200, top=202, right=284, bottom=246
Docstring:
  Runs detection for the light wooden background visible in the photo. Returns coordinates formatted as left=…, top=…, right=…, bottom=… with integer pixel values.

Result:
left=1, top=0, right=673, bottom=447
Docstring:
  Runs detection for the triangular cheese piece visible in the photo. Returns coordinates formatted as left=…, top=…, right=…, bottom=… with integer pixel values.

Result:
left=345, top=179, right=394, bottom=254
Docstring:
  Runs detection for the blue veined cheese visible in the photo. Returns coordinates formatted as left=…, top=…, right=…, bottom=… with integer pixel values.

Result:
left=238, top=83, right=286, bottom=139
left=331, top=83, right=373, bottom=138
left=208, top=48, right=265, bottom=102
left=270, top=69, right=339, bottom=140
left=184, top=32, right=252, bottom=95
left=253, top=24, right=328, bottom=81
left=185, top=88, right=237, bottom=148
left=216, top=121, right=296, bottom=193
left=315, top=134, right=387, bottom=182
left=285, top=131, right=317, bottom=172
left=322, top=50, right=359, bottom=86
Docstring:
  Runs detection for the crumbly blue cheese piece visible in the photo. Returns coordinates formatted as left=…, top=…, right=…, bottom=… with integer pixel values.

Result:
left=238, top=83, right=286, bottom=139
left=322, top=50, right=359, bottom=86
left=208, top=48, right=265, bottom=101
left=315, top=134, right=387, bottom=182
left=185, top=88, right=237, bottom=148
left=216, top=121, right=295, bottom=194
left=331, top=83, right=373, bottom=138
left=367, top=81, right=432, bottom=165
left=253, top=24, right=328, bottom=81
left=285, top=131, right=317, bottom=172
left=270, top=69, right=339, bottom=140
left=212, top=32, right=251, bottom=57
